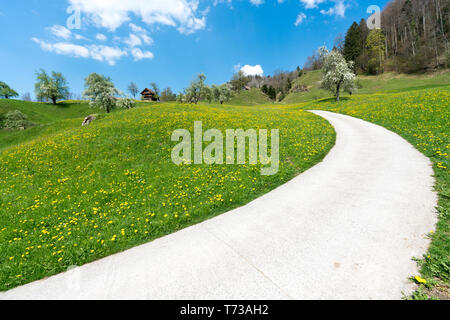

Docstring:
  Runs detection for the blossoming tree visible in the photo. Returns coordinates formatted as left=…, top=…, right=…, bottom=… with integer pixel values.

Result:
left=321, top=49, right=357, bottom=101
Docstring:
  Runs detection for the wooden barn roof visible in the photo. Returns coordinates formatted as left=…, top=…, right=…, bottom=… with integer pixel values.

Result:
left=141, top=88, right=155, bottom=95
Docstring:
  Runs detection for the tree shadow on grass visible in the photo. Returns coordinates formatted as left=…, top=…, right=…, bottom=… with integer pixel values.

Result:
left=316, top=97, right=351, bottom=104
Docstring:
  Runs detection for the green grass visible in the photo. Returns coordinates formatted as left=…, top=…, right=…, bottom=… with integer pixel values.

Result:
left=283, top=70, right=332, bottom=104
left=228, top=88, right=272, bottom=105
left=0, top=100, right=95, bottom=124
left=0, top=102, right=335, bottom=291
left=301, top=86, right=450, bottom=299
left=0, top=99, right=104, bottom=150
left=356, top=71, right=450, bottom=95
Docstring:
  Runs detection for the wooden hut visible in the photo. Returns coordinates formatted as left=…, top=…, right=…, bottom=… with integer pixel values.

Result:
left=141, top=88, right=158, bottom=101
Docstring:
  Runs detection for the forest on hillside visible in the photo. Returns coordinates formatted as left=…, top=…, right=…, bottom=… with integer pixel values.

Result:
left=341, top=0, right=449, bottom=74
left=303, top=0, right=450, bottom=74
left=381, top=0, right=448, bottom=72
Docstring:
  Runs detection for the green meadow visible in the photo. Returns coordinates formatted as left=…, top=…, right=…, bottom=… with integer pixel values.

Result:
left=0, top=72, right=448, bottom=299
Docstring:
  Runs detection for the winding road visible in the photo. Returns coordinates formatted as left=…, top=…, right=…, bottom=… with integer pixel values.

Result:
left=1, top=111, right=437, bottom=300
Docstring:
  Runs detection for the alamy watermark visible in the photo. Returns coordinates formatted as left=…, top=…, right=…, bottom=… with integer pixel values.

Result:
left=66, top=6, right=81, bottom=30
left=367, top=5, right=381, bottom=30
left=171, top=122, right=280, bottom=176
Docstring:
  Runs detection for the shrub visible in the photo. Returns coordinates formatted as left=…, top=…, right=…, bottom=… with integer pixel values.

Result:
left=3, top=110, right=33, bottom=130
left=117, top=97, right=136, bottom=109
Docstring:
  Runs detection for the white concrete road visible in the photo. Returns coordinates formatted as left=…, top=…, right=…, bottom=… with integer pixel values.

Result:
left=1, top=111, right=437, bottom=300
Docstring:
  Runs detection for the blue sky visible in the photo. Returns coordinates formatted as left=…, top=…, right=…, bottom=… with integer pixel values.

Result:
left=0, top=0, right=389, bottom=98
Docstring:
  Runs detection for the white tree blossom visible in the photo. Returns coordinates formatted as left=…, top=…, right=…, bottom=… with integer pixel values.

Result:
left=321, top=50, right=357, bottom=101
left=184, top=73, right=208, bottom=104
left=117, top=96, right=136, bottom=109
left=83, top=73, right=121, bottom=113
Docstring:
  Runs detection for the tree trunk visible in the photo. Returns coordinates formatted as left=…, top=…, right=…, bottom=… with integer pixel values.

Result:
left=52, top=97, right=57, bottom=105
left=422, top=4, right=426, bottom=38
left=336, top=80, right=342, bottom=102
left=434, top=29, right=439, bottom=67
left=437, top=0, right=448, bottom=54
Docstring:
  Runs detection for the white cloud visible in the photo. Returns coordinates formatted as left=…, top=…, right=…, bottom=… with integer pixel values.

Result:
left=124, top=33, right=142, bottom=47
left=141, top=33, right=153, bottom=45
left=124, top=24, right=154, bottom=47
left=69, top=0, right=207, bottom=34
left=295, top=12, right=307, bottom=26
left=48, top=25, right=72, bottom=40
left=320, top=0, right=347, bottom=18
left=131, top=48, right=154, bottom=61
left=300, top=0, right=325, bottom=9
left=249, top=0, right=264, bottom=5
left=240, top=64, right=264, bottom=76
left=89, top=45, right=128, bottom=65
left=32, top=38, right=127, bottom=65
left=96, top=33, right=107, bottom=41
left=129, top=23, right=145, bottom=33
left=32, top=38, right=89, bottom=57
left=74, top=34, right=88, bottom=40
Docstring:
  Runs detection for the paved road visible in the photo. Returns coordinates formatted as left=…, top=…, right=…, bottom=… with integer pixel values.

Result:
left=1, top=111, right=437, bottom=300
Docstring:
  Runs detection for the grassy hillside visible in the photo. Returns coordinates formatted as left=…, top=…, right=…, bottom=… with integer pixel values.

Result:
left=0, top=100, right=105, bottom=150
left=0, top=102, right=335, bottom=291
left=302, top=87, right=450, bottom=299
left=357, top=71, right=450, bottom=94
left=0, top=100, right=95, bottom=124
left=228, top=88, right=272, bottom=105
left=283, top=70, right=331, bottom=104
left=283, top=69, right=450, bottom=104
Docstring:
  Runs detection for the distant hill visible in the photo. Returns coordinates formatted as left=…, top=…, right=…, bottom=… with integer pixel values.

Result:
left=283, top=70, right=329, bottom=104
left=228, top=88, right=272, bottom=106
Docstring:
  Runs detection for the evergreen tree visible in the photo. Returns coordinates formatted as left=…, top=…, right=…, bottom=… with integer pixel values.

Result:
left=343, top=22, right=363, bottom=66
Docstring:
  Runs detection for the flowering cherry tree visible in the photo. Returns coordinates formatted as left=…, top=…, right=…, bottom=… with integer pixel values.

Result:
left=321, top=50, right=357, bottom=101
left=83, top=73, right=120, bottom=113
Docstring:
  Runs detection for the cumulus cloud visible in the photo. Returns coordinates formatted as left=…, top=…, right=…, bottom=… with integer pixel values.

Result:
left=48, top=25, right=72, bottom=40
left=89, top=45, right=128, bottom=64
left=68, top=0, right=207, bottom=34
left=320, top=1, right=347, bottom=18
left=74, top=34, right=88, bottom=40
left=240, top=64, right=264, bottom=77
left=131, top=48, right=154, bottom=61
left=32, top=38, right=128, bottom=65
left=128, top=23, right=154, bottom=45
left=295, top=12, right=307, bottom=26
left=34, top=19, right=156, bottom=65
left=124, top=33, right=143, bottom=47
left=249, top=0, right=264, bottom=5
left=300, top=0, right=326, bottom=9
left=96, top=33, right=107, bottom=41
